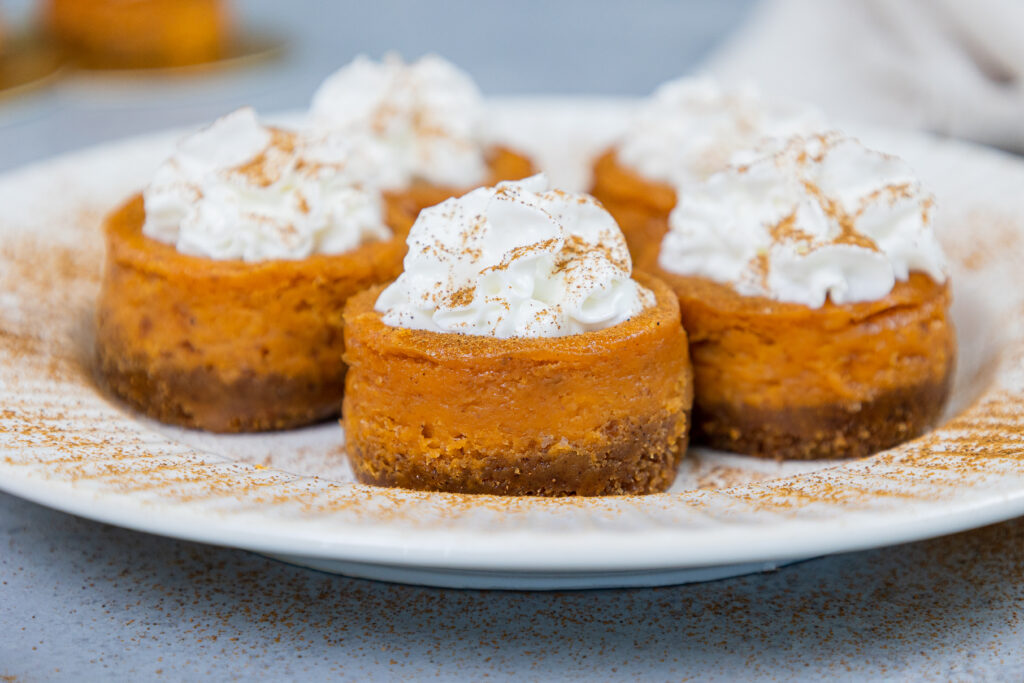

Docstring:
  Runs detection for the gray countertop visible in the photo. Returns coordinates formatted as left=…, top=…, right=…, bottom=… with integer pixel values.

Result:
left=4, top=489, right=1024, bottom=681
left=3, top=0, right=1023, bottom=679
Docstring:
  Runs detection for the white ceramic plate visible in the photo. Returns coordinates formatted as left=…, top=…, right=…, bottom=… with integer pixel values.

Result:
left=2, top=98, right=1024, bottom=590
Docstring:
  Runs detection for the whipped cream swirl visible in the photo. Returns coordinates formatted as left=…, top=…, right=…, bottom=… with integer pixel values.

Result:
left=660, top=132, right=948, bottom=308
left=142, top=108, right=392, bottom=262
left=617, top=77, right=827, bottom=187
left=375, top=174, right=654, bottom=338
left=310, top=53, right=487, bottom=189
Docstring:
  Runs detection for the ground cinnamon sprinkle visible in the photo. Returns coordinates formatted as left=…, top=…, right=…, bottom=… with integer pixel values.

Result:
left=768, top=211, right=811, bottom=245
left=444, top=286, right=474, bottom=308
left=808, top=185, right=879, bottom=252
left=946, top=209, right=1022, bottom=271
left=553, top=233, right=622, bottom=274
left=735, top=134, right=929, bottom=291
left=750, top=250, right=771, bottom=292
left=229, top=128, right=296, bottom=188
left=480, top=237, right=561, bottom=275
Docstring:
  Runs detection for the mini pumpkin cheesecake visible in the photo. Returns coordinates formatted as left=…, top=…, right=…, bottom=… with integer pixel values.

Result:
left=309, top=54, right=534, bottom=234
left=652, top=132, right=955, bottom=459
left=343, top=175, right=693, bottom=496
left=591, top=77, right=824, bottom=266
left=97, top=108, right=404, bottom=432
left=44, top=0, right=231, bottom=69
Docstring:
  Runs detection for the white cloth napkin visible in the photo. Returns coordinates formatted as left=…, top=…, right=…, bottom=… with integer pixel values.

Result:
left=704, top=0, right=1024, bottom=151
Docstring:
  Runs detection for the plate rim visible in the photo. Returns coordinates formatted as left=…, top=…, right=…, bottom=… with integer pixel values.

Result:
left=4, top=469, right=1024, bottom=572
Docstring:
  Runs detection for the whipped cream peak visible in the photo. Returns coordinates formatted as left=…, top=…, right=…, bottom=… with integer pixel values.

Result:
left=617, top=76, right=828, bottom=187
left=660, top=132, right=948, bottom=307
left=375, top=174, right=654, bottom=338
left=175, top=107, right=271, bottom=173
left=310, top=53, right=487, bottom=188
left=142, top=108, right=391, bottom=262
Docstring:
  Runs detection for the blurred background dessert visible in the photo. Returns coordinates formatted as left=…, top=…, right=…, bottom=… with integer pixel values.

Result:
left=1, top=0, right=1022, bottom=172
left=43, top=0, right=232, bottom=69
left=0, top=1, right=749, bottom=171
left=0, top=1, right=62, bottom=95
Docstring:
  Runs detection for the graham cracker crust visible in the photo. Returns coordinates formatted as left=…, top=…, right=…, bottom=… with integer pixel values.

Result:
left=349, top=411, right=690, bottom=497
left=694, top=376, right=954, bottom=460
left=97, top=346, right=344, bottom=433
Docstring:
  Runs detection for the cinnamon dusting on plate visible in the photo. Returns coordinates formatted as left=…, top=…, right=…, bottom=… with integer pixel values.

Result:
left=1, top=168, right=1024, bottom=533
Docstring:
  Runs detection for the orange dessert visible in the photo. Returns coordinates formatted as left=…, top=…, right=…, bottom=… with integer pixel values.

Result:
left=96, top=108, right=403, bottom=432
left=343, top=176, right=693, bottom=496
left=591, top=149, right=676, bottom=268
left=310, top=54, right=534, bottom=235
left=654, top=132, right=955, bottom=459
left=653, top=270, right=954, bottom=459
left=44, top=0, right=231, bottom=69
left=591, top=77, right=825, bottom=266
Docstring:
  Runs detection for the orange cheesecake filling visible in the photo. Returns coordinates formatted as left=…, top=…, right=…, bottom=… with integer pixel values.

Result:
left=45, top=0, right=231, bottom=69
left=590, top=149, right=675, bottom=267
left=659, top=271, right=954, bottom=410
